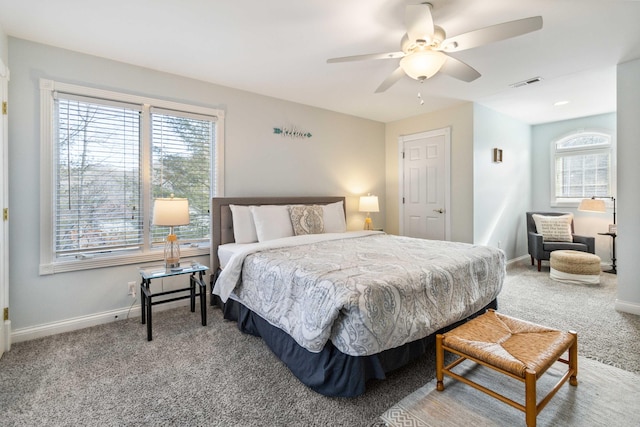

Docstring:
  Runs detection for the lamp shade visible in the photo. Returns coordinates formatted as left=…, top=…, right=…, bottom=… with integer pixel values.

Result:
left=399, top=50, right=447, bottom=80
left=359, top=195, right=379, bottom=213
left=153, top=197, right=190, bottom=226
left=578, top=198, right=606, bottom=213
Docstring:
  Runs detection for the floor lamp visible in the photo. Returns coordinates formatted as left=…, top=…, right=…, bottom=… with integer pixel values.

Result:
left=578, top=196, right=616, bottom=274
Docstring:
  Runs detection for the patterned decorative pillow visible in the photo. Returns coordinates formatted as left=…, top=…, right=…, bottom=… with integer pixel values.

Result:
left=289, top=205, right=325, bottom=236
left=532, top=214, right=573, bottom=242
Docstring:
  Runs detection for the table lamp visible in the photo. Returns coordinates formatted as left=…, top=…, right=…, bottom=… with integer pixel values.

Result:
left=153, top=195, right=189, bottom=269
left=359, top=194, right=379, bottom=230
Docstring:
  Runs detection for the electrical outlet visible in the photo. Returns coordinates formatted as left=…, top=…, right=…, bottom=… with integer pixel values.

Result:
left=128, top=281, right=136, bottom=298
left=498, top=240, right=502, bottom=249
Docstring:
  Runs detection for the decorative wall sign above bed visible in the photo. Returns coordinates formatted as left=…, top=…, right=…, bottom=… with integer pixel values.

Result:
left=273, top=126, right=312, bottom=139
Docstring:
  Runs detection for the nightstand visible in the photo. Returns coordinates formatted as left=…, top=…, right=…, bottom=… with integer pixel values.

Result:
left=138, top=264, right=209, bottom=341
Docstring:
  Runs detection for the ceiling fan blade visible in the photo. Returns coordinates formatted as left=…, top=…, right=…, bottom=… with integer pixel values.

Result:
left=405, top=3, right=434, bottom=41
left=439, top=55, right=481, bottom=82
left=375, top=67, right=406, bottom=93
left=327, top=51, right=404, bottom=63
left=439, top=16, right=543, bottom=52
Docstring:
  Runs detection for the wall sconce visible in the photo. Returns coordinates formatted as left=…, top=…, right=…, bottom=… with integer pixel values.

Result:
left=153, top=195, right=190, bottom=269
left=359, top=194, right=379, bottom=230
left=493, top=148, right=503, bottom=163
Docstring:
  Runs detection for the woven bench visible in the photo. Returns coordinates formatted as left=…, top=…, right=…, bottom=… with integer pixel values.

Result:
left=550, top=249, right=601, bottom=284
left=436, top=309, right=578, bottom=427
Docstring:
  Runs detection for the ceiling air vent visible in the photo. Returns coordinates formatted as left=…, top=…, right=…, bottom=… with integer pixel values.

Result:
left=509, top=77, right=543, bottom=88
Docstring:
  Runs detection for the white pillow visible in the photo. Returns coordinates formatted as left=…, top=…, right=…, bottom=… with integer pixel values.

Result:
left=250, top=205, right=295, bottom=242
left=532, top=213, right=573, bottom=242
left=229, top=205, right=258, bottom=243
left=322, top=201, right=347, bottom=233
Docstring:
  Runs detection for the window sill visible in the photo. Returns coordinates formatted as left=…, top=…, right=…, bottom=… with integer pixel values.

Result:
left=550, top=197, right=587, bottom=208
left=39, top=246, right=210, bottom=275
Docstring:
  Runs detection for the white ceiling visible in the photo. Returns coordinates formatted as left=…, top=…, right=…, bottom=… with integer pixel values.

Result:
left=1, top=0, right=639, bottom=124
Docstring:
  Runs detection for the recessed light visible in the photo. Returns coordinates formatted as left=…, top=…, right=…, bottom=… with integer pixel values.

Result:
left=554, top=100, right=570, bottom=107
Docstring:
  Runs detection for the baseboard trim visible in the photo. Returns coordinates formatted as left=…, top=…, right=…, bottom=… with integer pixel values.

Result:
left=615, top=299, right=640, bottom=315
left=506, top=254, right=529, bottom=266
left=505, top=255, right=615, bottom=272
left=10, top=298, right=201, bottom=344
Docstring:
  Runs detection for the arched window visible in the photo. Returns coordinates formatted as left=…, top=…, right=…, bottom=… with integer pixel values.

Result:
left=552, top=130, right=614, bottom=204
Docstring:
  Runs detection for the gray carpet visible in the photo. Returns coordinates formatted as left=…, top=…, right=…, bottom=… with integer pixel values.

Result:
left=380, top=357, right=640, bottom=426
left=0, top=259, right=638, bottom=426
left=498, top=259, right=640, bottom=375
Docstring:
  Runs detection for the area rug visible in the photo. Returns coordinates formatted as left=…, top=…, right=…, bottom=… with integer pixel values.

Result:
left=380, top=356, right=640, bottom=426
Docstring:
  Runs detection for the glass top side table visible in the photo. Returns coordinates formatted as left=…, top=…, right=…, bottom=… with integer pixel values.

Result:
left=138, top=263, right=209, bottom=341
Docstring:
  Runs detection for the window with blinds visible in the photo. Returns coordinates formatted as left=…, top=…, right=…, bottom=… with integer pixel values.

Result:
left=51, top=90, right=218, bottom=262
left=150, top=108, right=214, bottom=245
left=552, top=131, right=614, bottom=203
left=55, top=97, right=142, bottom=256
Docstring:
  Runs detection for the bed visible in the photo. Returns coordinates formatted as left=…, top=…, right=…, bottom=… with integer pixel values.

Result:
left=210, top=196, right=505, bottom=397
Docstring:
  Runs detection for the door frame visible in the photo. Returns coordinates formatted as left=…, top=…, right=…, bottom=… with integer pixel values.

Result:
left=398, top=127, right=451, bottom=240
left=0, top=58, right=9, bottom=356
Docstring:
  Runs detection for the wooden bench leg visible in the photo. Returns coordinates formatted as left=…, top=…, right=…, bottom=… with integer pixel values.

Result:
left=436, top=334, right=445, bottom=391
left=525, top=369, right=537, bottom=427
left=569, top=330, right=579, bottom=386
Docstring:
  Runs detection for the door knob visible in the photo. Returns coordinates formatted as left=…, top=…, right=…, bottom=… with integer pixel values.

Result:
left=433, top=208, right=444, bottom=214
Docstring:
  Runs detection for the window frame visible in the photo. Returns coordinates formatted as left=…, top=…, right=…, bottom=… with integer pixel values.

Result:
left=550, top=128, right=615, bottom=207
left=39, top=79, right=225, bottom=275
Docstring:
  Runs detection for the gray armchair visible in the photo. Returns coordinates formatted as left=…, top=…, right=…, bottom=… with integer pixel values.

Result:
left=526, top=212, right=595, bottom=271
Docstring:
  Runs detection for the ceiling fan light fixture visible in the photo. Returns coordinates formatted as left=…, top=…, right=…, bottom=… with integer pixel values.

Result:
left=400, top=50, right=447, bottom=80
left=327, top=4, right=542, bottom=93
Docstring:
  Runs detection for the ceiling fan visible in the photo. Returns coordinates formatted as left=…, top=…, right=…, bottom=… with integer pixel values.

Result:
left=327, top=3, right=543, bottom=93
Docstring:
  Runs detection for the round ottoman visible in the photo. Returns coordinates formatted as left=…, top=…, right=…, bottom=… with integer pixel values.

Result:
left=550, top=250, right=601, bottom=284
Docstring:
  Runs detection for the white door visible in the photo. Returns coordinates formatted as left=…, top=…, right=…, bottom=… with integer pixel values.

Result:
left=0, top=60, right=8, bottom=358
left=399, top=128, right=450, bottom=240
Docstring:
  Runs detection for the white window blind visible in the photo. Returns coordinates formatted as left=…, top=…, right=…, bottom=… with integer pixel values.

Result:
left=150, top=108, right=214, bottom=244
left=40, top=79, right=224, bottom=273
left=554, top=133, right=611, bottom=199
left=55, top=96, right=142, bottom=256
left=552, top=131, right=614, bottom=205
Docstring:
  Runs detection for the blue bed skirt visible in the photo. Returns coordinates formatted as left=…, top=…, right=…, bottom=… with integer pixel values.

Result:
left=220, top=298, right=497, bottom=397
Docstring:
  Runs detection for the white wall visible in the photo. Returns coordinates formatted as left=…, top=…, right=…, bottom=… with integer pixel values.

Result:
left=384, top=103, right=474, bottom=241
left=7, top=38, right=385, bottom=336
left=616, top=58, right=640, bottom=315
left=473, top=104, right=531, bottom=260
left=530, top=113, right=616, bottom=263
left=0, top=23, right=7, bottom=66
left=384, top=103, right=531, bottom=261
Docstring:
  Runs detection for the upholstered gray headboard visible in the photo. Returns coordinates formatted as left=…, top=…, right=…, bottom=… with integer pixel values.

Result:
left=210, top=196, right=345, bottom=274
